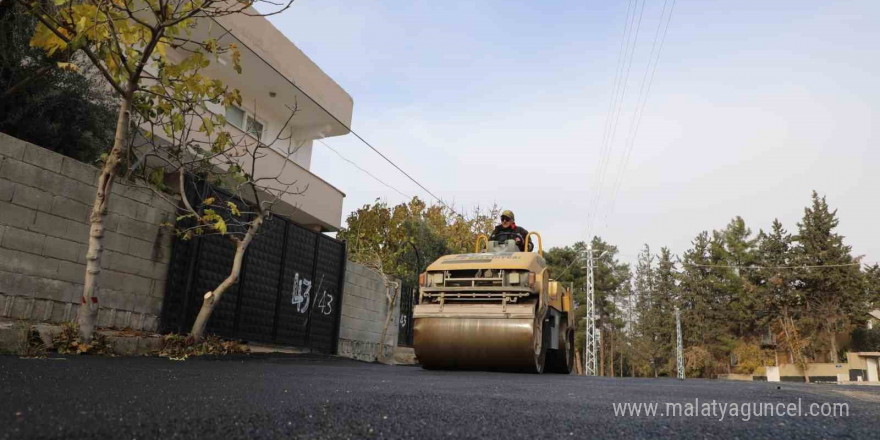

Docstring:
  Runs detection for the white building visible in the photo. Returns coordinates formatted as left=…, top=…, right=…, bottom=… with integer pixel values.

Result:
left=165, top=9, right=353, bottom=232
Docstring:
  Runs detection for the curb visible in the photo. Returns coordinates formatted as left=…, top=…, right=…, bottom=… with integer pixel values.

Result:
left=0, top=318, right=163, bottom=356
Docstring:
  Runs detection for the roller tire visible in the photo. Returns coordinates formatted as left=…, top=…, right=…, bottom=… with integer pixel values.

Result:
left=546, top=326, right=574, bottom=374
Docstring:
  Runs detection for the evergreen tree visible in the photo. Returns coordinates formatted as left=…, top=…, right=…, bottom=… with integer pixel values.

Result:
left=793, top=192, right=865, bottom=362
left=753, top=219, right=809, bottom=370
left=679, top=231, right=713, bottom=346
left=635, top=247, right=677, bottom=377
left=720, top=217, right=760, bottom=336
left=754, top=220, right=798, bottom=326
left=631, top=244, right=656, bottom=376
left=865, top=264, right=880, bottom=309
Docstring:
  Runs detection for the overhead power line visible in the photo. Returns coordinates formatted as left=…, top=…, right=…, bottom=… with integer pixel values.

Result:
left=682, top=262, right=864, bottom=270
left=209, top=17, right=461, bottom=216
left=316, top=139, right=412, bottom=200
left=585, top=0, right=647, bottom=242
left=602, top=0, right=677, bottom=230
left=339, top=129, right=462, bottom=217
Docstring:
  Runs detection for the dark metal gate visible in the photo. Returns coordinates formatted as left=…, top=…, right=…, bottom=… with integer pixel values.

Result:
left=159, top=215, right=347, bottom=353
left=397, top=282, right=416, bottom=347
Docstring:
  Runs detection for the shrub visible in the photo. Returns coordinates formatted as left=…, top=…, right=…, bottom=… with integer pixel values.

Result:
left=851, top=328, right=880, bottom=352
left=731, top=341, right=765, bottom=374
left=685, top=346, right=715, bottom=377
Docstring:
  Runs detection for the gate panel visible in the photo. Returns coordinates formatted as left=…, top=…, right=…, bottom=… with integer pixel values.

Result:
left=234, top=216, right=285, bottom=341
left=199, top=235, right=240, bottom=337
left=159, top=235, right=196, bottom=333
left=307, top=237, right=344, bottom=353
left=274, top=224, right=318, bottom=346
left=397, top=283, right=415, bottom=347
left=159, top=185, right=347, bottom=352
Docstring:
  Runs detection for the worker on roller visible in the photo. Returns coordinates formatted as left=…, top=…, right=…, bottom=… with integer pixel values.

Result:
left=490, top=210, right=534, bottom=252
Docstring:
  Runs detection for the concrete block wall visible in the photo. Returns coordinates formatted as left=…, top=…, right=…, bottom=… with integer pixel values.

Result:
left=337, top=261, right=401, bottom=362
left=0, top=132, right=176, bottom=331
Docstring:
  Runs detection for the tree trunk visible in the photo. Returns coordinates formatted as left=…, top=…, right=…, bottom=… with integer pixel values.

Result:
left=609, top=330, right=615, bottom=377
left=376, top=283, right=399, bottom=364
left=190, top=214, right=263, bottom=341
left=77, top=97, right=131, bottom=340
left=827, top=324, right=838, bottom=363
left=781, top=315, right=810, bottom=383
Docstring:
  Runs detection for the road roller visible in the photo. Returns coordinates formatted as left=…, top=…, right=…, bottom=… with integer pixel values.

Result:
left=413, top=232, right=575, bottom=373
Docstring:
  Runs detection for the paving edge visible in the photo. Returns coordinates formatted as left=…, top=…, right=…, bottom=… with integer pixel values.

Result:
left=0, top=319, right=164, bottom=356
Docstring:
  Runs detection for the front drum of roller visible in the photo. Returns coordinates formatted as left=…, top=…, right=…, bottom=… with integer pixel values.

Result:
left=413, top=318, right=543, bottom=372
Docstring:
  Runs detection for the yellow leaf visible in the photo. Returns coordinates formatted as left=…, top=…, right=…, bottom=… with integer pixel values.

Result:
left=30, top=23, right=68, bottom=56
left=213, top=217, right=227, bottom=235
left=203, top=197, right=215, bottom=206
left=56, top=62, right=79, bottom=72
left=227, top=202, right=241, bottom=216
left=156, top=41, right=168, bottom=59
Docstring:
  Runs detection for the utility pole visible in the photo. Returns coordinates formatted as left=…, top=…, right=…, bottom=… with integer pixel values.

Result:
left=675, top=306, right=684, bottom=380
left=584, top=246, right=599, bottom=376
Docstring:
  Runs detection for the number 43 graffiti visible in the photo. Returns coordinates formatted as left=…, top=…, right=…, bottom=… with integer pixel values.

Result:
left=316, top=290, right=333, bottom=315
left=291, top=273, right=333, bottom=315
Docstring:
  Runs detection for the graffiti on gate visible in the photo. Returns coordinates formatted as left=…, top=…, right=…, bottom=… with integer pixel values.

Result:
left=291, top=273, right=312, bottom=313
left=313, top=275, right=333, bottom=316
left=316, top=290, right=334, bottom=315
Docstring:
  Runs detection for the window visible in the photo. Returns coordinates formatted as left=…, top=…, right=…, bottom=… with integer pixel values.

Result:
left=246, top=116, right=264, bottom=141
left=225, top=106, right=245, bottom=129
left=225, top=105, right=266, bottom=142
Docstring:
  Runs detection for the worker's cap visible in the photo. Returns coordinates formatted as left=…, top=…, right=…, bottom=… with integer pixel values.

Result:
left=501, top=210, right=515, bottom=221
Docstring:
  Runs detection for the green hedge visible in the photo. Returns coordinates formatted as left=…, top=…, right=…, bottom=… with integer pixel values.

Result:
left=851, top=328, right=880, bottom=352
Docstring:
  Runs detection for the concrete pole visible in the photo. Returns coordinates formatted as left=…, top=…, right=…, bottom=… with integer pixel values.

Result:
left=676, top=306, right=685, bottom=380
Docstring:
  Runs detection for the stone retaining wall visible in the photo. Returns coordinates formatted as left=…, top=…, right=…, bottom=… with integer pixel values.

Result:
left=336, top=262, right=400, bottom=362
left=0, top=132, right=175, bottom=331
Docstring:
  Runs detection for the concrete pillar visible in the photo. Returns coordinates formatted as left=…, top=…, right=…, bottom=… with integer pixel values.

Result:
left=766, top=366, right=780, bottom=382
left=867, top=358, right=879, bottom=382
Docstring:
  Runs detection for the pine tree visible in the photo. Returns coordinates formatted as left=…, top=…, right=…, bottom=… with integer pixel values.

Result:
left=793, top=192, right=865, bottom=362
left=865, top=264, right=880, bottom=310
left=635, top=247, right=677, bottom=377
left=753, top=219, right=811, bottom=376
left=631, top=245, right=656, bottom=376
left=679, top=231, right=714, bottom=347
left=754, top=220, right=798, bottom=326
left=720, top=217, right=760, bottom=336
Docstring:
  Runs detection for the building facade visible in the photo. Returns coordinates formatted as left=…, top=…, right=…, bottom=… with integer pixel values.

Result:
left=167, top=10, right=352, bottom=232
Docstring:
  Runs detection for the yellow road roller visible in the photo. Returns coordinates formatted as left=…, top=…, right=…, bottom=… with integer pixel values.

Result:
left=413, top=232, right=575, bottom=373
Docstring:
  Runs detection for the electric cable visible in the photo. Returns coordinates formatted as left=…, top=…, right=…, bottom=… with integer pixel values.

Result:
left=316, top=139, right=412, bottom=200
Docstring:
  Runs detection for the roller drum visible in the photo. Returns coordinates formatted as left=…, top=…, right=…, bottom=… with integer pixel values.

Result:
left=414, top=318, right=544, bottom=372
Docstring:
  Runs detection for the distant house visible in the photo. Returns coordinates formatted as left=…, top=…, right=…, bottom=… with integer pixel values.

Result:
left=157, top=9, right=352, bottom=232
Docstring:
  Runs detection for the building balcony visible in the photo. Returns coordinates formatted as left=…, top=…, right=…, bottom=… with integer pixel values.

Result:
left=148, top=9, right=352, bottom=231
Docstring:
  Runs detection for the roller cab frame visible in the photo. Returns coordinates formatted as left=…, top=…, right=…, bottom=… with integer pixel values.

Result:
left=413, top=232, right=575, bottom=373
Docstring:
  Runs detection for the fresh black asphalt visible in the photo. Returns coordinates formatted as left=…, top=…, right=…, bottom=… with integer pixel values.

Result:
left=1, top=354, right=878, bottom=439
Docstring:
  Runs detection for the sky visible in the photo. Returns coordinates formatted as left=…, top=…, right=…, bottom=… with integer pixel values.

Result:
left=262, top=0, right=879, bottom=267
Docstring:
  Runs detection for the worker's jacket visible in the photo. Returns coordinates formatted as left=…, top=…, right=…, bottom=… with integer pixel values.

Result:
left=490, top=224, right=534, bottom=252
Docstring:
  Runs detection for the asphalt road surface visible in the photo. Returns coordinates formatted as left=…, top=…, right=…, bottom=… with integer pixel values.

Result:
left=2, top=354, right=878, bottom=439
